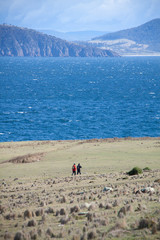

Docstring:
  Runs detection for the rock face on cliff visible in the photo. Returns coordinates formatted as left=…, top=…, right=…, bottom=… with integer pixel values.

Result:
left=0, top=25, right=118, bottom=57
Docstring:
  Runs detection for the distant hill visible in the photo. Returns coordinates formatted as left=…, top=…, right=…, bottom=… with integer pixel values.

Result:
left=38, top=30, right=108, bottom=41
left=90, top=19, right=160, bottom=55
left=0, top=25, right=118, bottom=57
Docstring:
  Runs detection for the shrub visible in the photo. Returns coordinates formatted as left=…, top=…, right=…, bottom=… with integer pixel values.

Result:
left=87, top=230, right=97, bottom=239
left=24, top=209, right=32, bottom=219
left=4, top=232, right=12, bottom=239
left=45, top=207, right=54, bottom=214
left=118, top=206, right=126, bottom=218
left=60, top=215, right=70, bottom=224
left=138, top=217, right=154, bottom=229
left=35, top=208, right=44, bottom=216
left=70, top=205, right=80, bottom=213
left=143, top=167, right=151, bottom=171
left=127, top=167, right=142, bottom=176
left=27, top=219, right=37, bottom=227
left=29, top=229, right=38, bottom=240
left=60, top=208, right=66, bottom=215
left=86, top=213, right=93, bottom=222
left=46, top=228, right=55, bottom=238
left=4, top=213, right=16, bottom=220
left=14, top=232, right=25, bottom=240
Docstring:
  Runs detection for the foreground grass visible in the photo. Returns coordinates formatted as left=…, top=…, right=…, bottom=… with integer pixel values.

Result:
left=0, top=137, right=160, bottom=239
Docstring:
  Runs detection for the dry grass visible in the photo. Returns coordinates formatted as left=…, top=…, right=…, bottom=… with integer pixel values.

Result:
left=0, top=137, right=160, bottom=239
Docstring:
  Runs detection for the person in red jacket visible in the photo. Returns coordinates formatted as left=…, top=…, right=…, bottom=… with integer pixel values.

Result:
left=72, top=163, right=76, bottom=175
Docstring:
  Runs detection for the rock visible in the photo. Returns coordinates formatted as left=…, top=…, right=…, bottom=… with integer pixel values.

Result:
left=76, top=191, right=84, bottom=195
left=78, top=212, right=89, bottom=215
left=103, top=187, right=113, bottom=192
left=141, top=187, right=155, bottom=193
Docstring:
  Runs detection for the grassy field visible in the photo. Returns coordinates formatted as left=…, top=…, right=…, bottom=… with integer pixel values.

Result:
left=0, top=137, right=160, bottom=239
left=0, top=137, right=160, bottom=179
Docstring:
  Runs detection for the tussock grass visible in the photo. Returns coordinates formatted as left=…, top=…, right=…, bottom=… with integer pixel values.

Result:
left=0, top=137, right=160, bottom=239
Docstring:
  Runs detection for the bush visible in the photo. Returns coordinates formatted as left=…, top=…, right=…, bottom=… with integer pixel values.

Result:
left=138, top=217, right=154, bottom=229
left=87, top=230, right=97, bottom=239
left=127, top=167, right=142, bottom=176
left=27, top=219, right=36, bottom=227
left=143, top=167, right=151, bottom=171
left=14, top=232, right=25, bottom=240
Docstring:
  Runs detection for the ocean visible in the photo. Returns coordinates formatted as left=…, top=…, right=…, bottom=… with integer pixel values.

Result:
left=0, top=57, right=160, bottom=142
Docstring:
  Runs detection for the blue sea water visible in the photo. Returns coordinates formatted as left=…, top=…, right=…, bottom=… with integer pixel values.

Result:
left=0, top=57, right=160, bottom=142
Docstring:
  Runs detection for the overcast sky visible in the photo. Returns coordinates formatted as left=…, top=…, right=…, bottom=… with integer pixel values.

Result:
left=0, top=0, right=160, bottom=32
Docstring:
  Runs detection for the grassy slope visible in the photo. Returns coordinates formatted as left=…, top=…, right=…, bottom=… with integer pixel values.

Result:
left=0, top=137, right=160, bottom=179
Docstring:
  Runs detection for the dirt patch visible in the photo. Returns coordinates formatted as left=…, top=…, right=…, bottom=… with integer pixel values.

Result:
left=77, top=137, right=160, bottom=145
left=1, top=152, right=45, bottom=164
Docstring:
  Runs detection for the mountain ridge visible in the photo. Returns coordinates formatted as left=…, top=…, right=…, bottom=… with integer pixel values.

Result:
left=91, top=19, right=160, bottom=55
left=0, top=24, right=118, bottom=57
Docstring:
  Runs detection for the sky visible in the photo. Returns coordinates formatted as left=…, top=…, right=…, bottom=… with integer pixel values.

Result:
left=0, top=0, right=160, bottom=32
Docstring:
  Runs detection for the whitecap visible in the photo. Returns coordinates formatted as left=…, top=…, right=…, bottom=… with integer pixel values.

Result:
left=4, top=112, right=10, bottom=114
left=17, top=112, right=24, bottom=114
left=28, top=107, right=32, bottom=109
left=149, top=92, right=155, bottom=95
left=0, top=133, right=4, bottom=135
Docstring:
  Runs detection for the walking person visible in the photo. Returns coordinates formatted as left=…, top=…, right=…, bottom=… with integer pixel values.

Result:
left=72, top=163, right=76, bottom=175
left=77, top=163, right=82, bottom=175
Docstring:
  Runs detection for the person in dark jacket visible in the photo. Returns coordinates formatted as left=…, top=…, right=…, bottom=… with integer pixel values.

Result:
left=77, top=163, right=82, bottom=175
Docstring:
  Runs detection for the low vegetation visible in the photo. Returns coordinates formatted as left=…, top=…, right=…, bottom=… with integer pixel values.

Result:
left=127, top=167, right=143, bottom=175
left=0, top=137, right=160, bottom=239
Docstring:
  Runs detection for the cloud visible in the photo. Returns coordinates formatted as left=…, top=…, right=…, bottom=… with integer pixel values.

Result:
left=0, top=0, right=159, bottom=31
